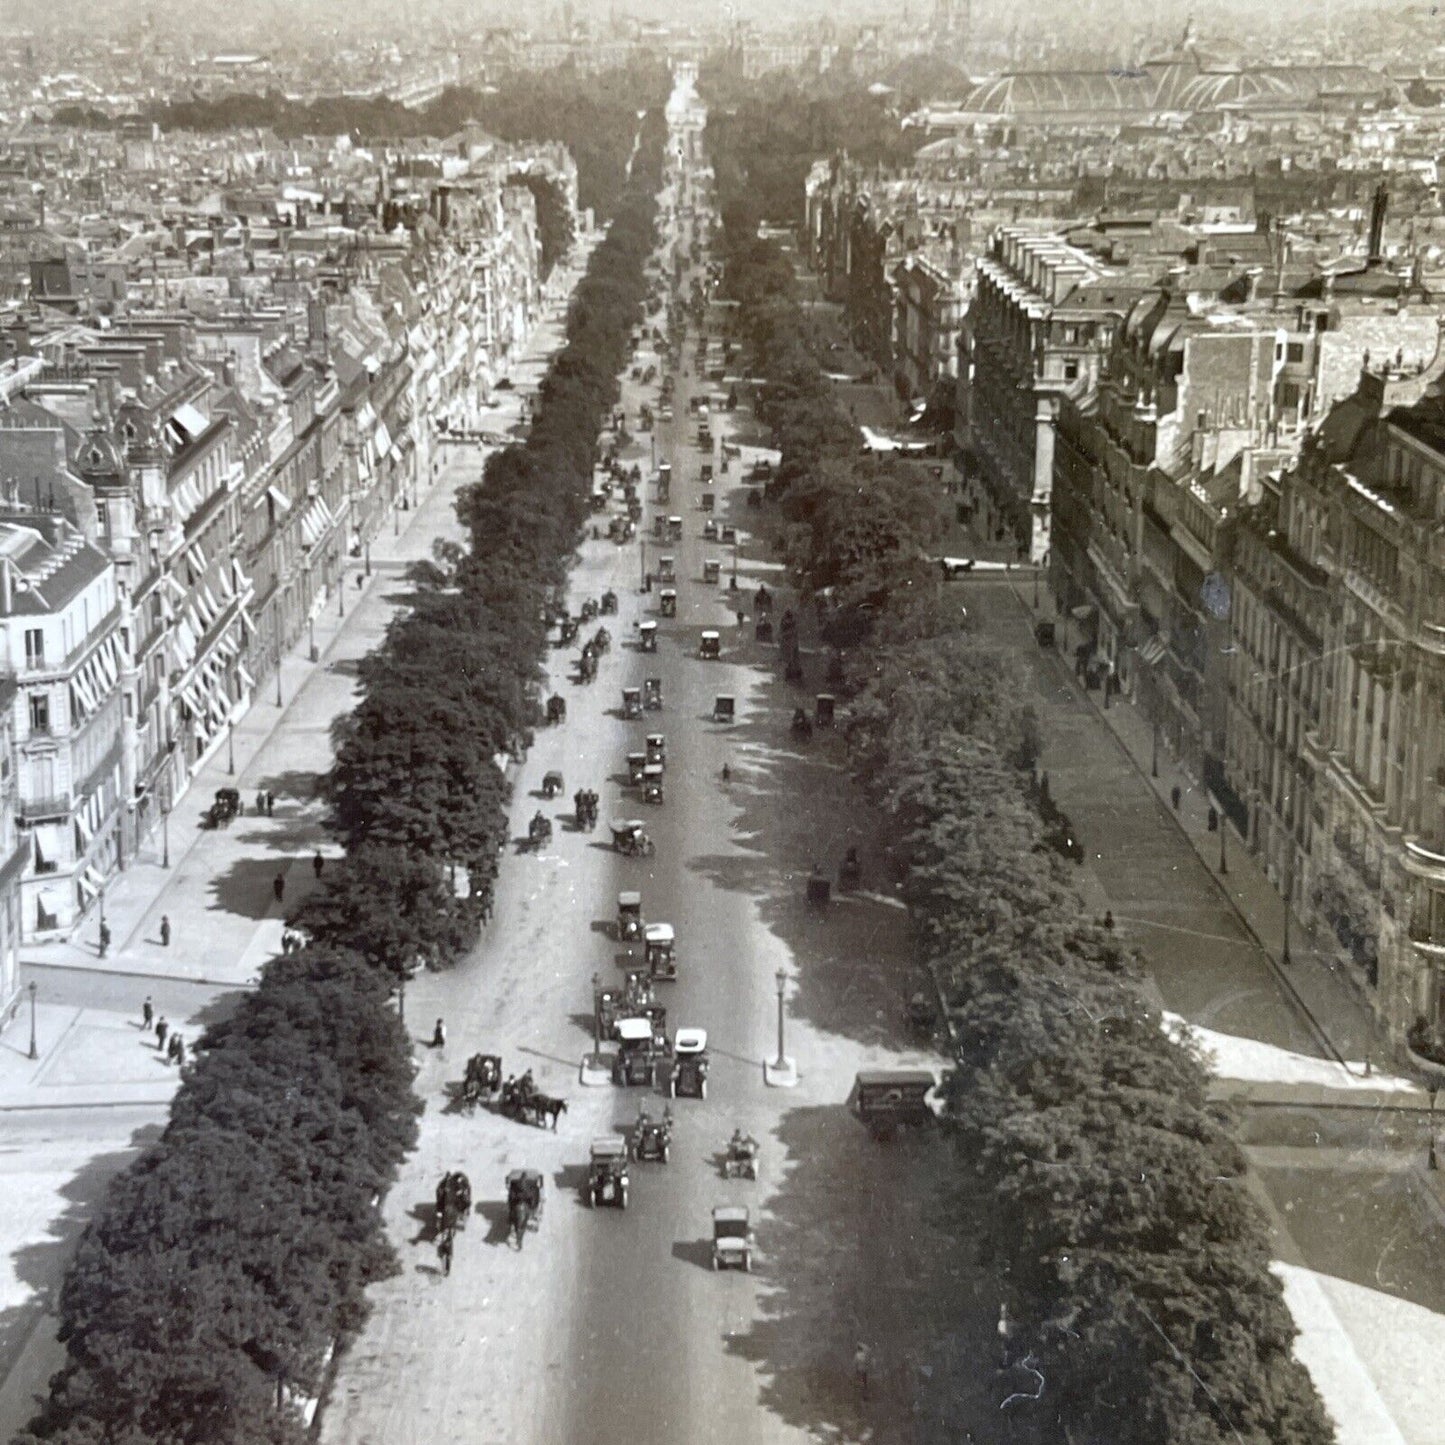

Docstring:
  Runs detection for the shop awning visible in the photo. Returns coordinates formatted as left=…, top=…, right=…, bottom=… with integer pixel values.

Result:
left=1138, top=636, right=1167, bottom=665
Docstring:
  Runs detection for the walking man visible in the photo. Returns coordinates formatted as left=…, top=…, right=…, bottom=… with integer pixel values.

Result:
left=312, top=851, right=324, bottom=880
left=854, top=1342, right=872, bottom=1401
left=98, top=921, right=111, bottom=959
left=432, top=1018, right=447, bottom=1049
left=160, top=915, right=171, bottom=948
left=142, top=995, right=154, bottom=1029
left=273, top=873, right=285, bottom=904
left=256, top=789, right=267, bottom=816
left=155, top=1016, right=169, bottom=1052
left=266, top=791, right=275, bottom=817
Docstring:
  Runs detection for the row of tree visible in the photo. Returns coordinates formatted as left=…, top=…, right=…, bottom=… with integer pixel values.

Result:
left=17, top=102, right=668, bottom=1445
left=710, top=130, right=1335, bottom=1443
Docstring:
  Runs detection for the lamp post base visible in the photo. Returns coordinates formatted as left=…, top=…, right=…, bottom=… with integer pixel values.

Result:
left=579, top=1052, right=612, bottom=1087
left=764, top=1056, right=797, bottom=1088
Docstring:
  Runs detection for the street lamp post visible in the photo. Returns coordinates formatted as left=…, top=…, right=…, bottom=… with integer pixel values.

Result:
left=1218, top=808, right=1228, bottom=876
left=1281, top=849, right=1294, bottom=966
left=275, top=641, right=284, bottom=707
left=337, top=563, right=345, bottom=619
left=1150, top=720, right=1160, bottom=779
left=592, top=972, right=602, bottom=1052
left=640, top=538, right=647, bottom=592
left=308, top=616, right=317, bottom=663
left=773, top=967, right=787, bottom=1071
left=1431, top=1088, right=1439, bottom=1171
left=226, top=718, right=235, bottom=776
left=364, top=541, right=372, bottom=578
left=27, top=981, right=37, bottom=1061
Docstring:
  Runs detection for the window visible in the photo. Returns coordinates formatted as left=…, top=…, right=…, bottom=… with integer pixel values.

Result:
left=1064, top=360, right=1079, bottom=381
left=28, top=693, right=49, bottom=733
left=24, top=629, right=44, bottom=668
left=1286, top=342, right=1305, bottom=363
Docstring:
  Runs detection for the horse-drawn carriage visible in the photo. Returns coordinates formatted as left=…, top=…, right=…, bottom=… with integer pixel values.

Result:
left=659, top=556, right=677, bottom=584
left=630, top=1106, right=673, bottom=1163
left=668, top=1028, right=709, bottom=1099
left=461, top=1053, right=502, bottom=1111
left=723, top=1130, right=759, bottom=1180
left=600, top=589, right=618, bottom=615
left=546, top=694, right=567, bottom=725
left=839, top=846, right=861, bottom=887
left=592, top=626, right=611, bottom=655
left=643, top=677, right=663, bottom=710
left=205, top=788, right=242, bottom=828
left=618, top=891, right=645, bottom=942
left=526, top=811, right=553, bottom=849
left=645, top=734, right=666, bottom=767
left=499, top=1071, right=568, bottom=1129
left=574, top=788, right=599, bottom=829
left=506, top=1169, right=544, bottom=1249
left=702, top=558, right=720, bottom=584
left=577, top=649, right=597, bottom=684
left=645, top=922, right=677, bottom=981
left=586, top=1137, right=631, bottom=1209
left=610, top=818, right=655, bottom=857
left=542, top=770, right=564, bottom=800
left=435, top=1170, right=472, bottom=1234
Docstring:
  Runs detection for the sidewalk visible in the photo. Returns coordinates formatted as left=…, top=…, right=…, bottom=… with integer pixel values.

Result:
left=7, top=249, right=591, bottom=1038
left=1002, top=576, right=1391, bottom=1074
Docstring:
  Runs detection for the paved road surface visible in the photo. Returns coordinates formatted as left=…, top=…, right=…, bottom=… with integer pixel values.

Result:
left=320, top=95, right=1007, bottom=1445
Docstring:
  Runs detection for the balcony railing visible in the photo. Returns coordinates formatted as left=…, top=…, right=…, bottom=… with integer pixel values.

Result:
left=19, top=793, right=71, bottom=821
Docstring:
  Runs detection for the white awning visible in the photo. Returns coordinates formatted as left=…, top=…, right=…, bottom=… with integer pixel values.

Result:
left=267, top=485, right=292, bottom=515
left=170, top=402, right=210, bottom=441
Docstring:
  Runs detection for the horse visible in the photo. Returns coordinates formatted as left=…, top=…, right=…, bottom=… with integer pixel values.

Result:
left=530, top=1094, right=568, bottom=1130
left=508, top=1194, right=534, bottom=1249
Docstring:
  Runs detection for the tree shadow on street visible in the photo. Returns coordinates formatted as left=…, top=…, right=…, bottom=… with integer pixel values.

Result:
left=1, top=1124, right=159, bottom=1437
left=206, top=856, right=295, bottom=921
left=727, top=1104, right=1057, bottom=1445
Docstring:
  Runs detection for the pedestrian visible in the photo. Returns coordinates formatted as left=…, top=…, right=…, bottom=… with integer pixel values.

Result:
left=160, top=915, right=171, bottom=948
left=854, top=1342, right=872, bottom=1400
left=142, top=995, right=154, bottom=1029
left=273, top=873, right=285, bottom=904
left=432, top=1018, right=447, bottom=1049
left=312, top=851, right=324, bottom=880
left=266, top=790, right=275, bottom=817
left=173, top=1035, right=185, bottom=1067
left=256, top=789, right=267, bottom=816
left=1171, top=784, right=1182, bottom=811
left=155, top=1016, right=169, bottom=1051
left=98, top=920, right=111, bottom=958
left=997, top=1304, right=1015, bottom=1370
left=167, top=1032, right=181, bottom=1065
left=1103, top=910, right=1115, bottom=931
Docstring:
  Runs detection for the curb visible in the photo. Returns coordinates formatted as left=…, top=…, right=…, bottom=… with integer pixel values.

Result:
left=23, top=958, right=259, bottom=989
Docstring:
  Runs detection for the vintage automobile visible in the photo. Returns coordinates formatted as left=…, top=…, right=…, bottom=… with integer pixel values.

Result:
left=699, top=630, right=720, bottom=660
left=613, top=1017, right=664, bottom=1087
left=712, top=1206, right=754, bottom=1272
left=700, top=460, right=714, bottom=483
left=722, top=1129, right=759, bottom=1180
left=609, top=818, right=655, bottom=858
left=703, top=558, right=720, bottom=583
left=806, top=864, right=830, bottom=906
left=659, top=590, right=677, bottom=619
left=642, top=764, right=665, bottom=805
left=700, top=491, right=716, bottom=514
left=659, top=556, right=677, bottom=584
left=630, top=1106, right=672, bottom=1164
left=586, top=1137, right=631, bottom=1209
left=847, top=1069, right=945, bottom=1139
left=600, top=589, right=618, bottom=615
left=703, top=519, right=719, bottom=540
left=667, top=515, right=684, bottom=541
left=713, top=694, right=735, bottom=723
left=720, top=525, right=738, bottom=545
left=205, top=787, right=242, bottom=828
left=617, top=890, right=645, bottom=942
left=639, top=620, right=658, bottom=652
left=506, top=1169, right=544, bottom=1249
left=542, top=770, right=564, bottom=800
left=645, top=734, right=666, bottom=767
left=643, top=677, right=663, bottom=710
left=816, top=694, right=837, bottom=728
left=645, top=922, right=677, bottom=981
left=669, top=1028, right=709, bottom=1099
left=546, top=694, right=567, bottom=725
left=622, top=687, right=642, bottom=719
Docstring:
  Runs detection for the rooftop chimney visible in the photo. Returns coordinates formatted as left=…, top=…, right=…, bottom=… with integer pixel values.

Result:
left=1367, top=179, right=1388, bottom=266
